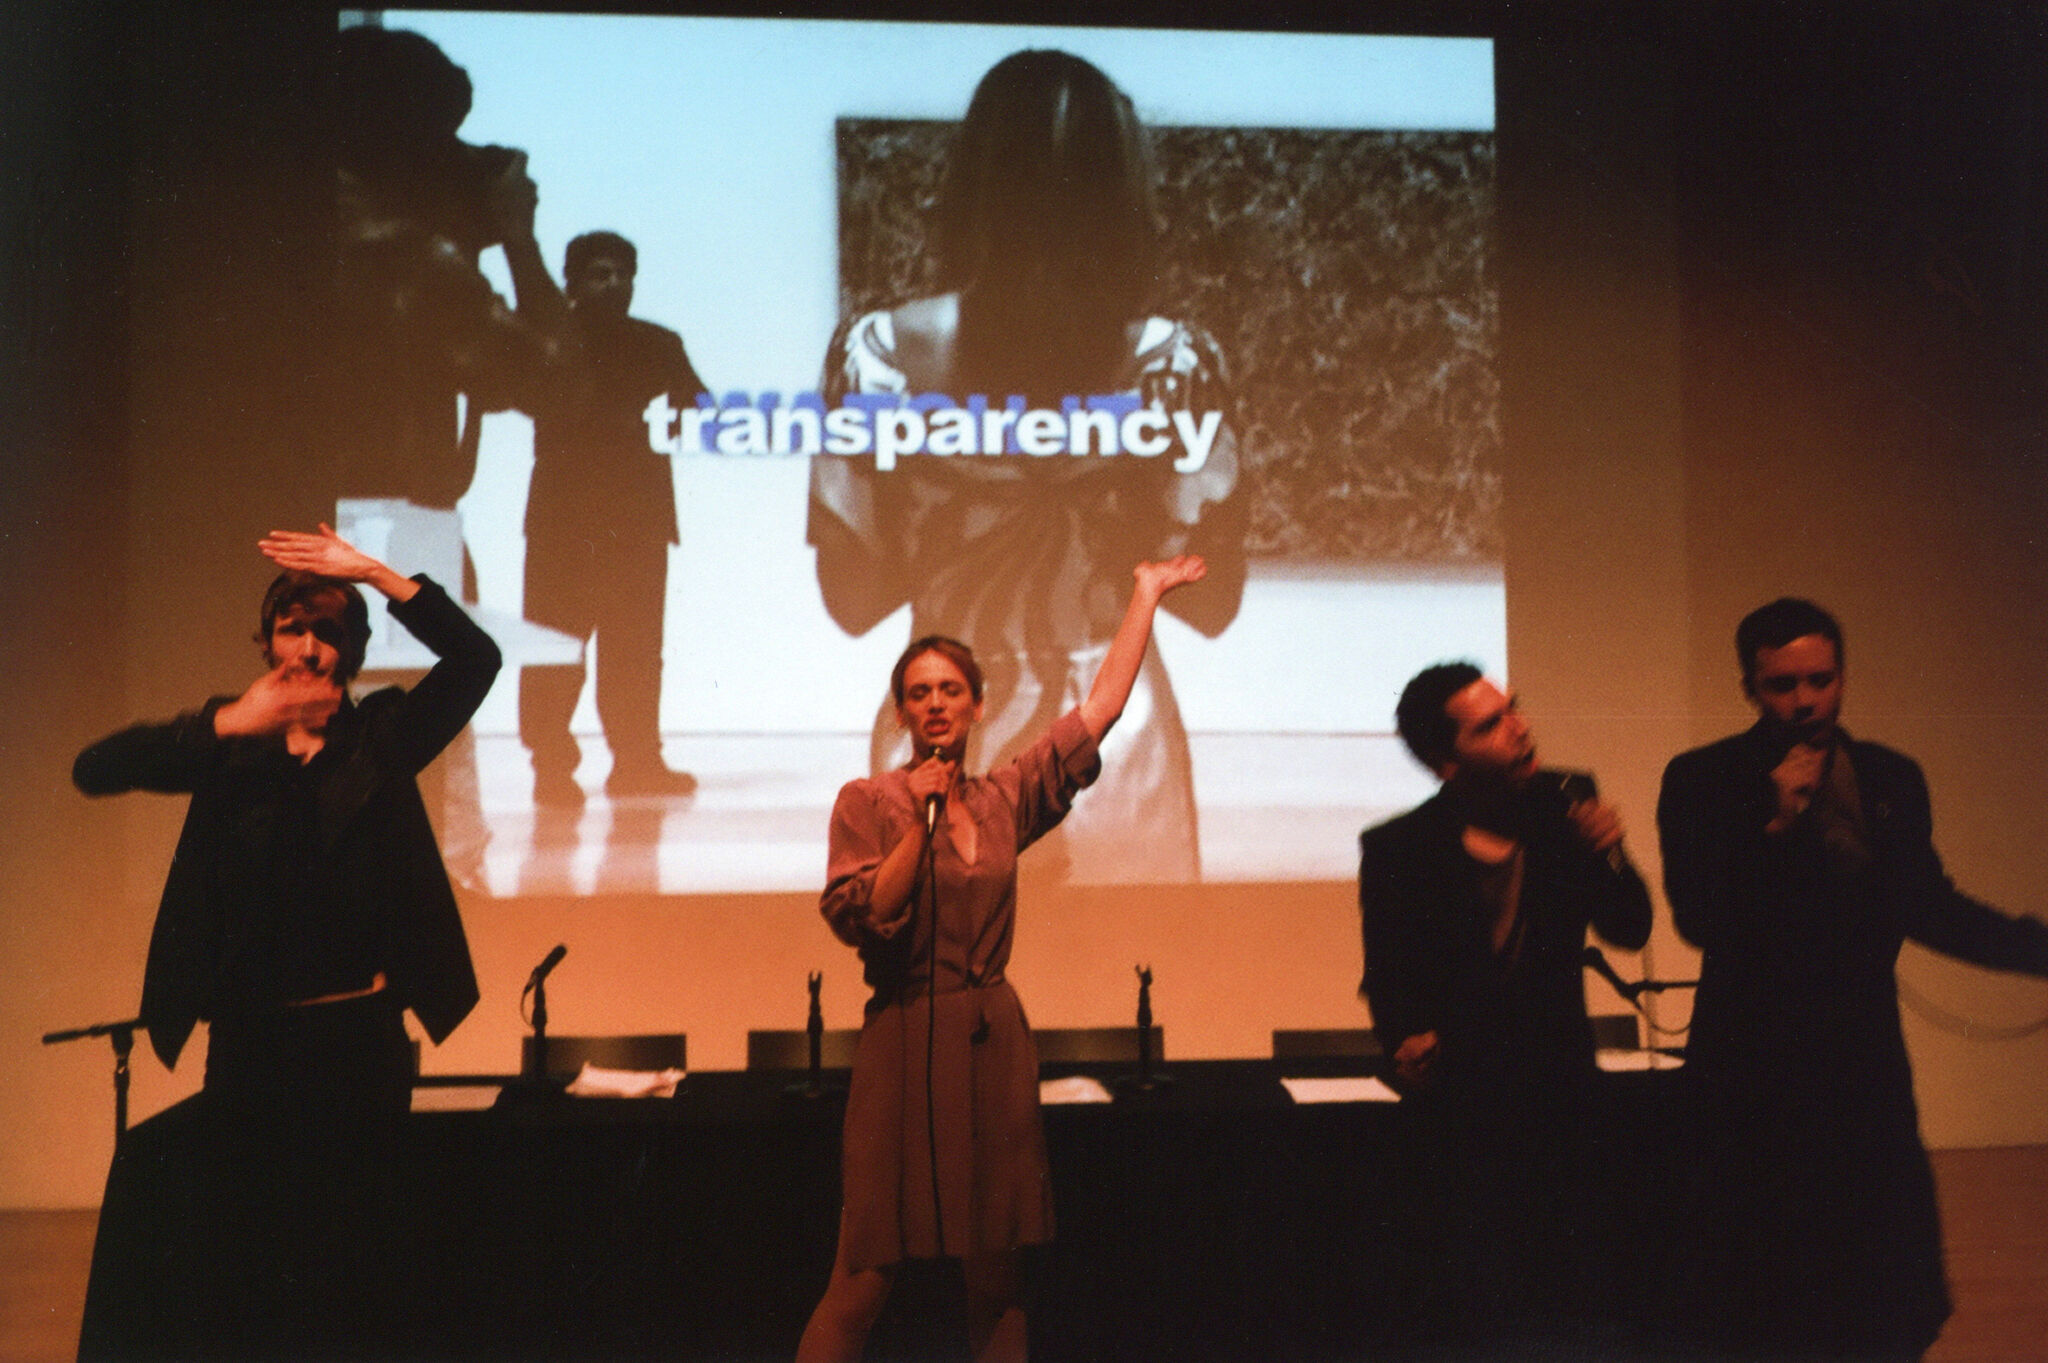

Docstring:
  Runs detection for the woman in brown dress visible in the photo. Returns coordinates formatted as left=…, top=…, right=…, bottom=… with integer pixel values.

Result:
left=796, top=555, right=1208, bottom=1363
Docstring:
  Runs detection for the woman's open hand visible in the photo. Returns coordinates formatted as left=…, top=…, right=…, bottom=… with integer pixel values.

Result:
left=1132, top=554, right=1207, bottom=602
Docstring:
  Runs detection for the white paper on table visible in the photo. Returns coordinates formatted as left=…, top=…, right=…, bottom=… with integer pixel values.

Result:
left=1280, top=1076, right=1403, bottom=1104
left=565, top=1063, right=688, bottom=1098
left=1595, top=1048, right=1684, bottom=1072
left=410, top=1084, right=504, bottom=1112
left=1039, top=1075, right=1115, bottom=1104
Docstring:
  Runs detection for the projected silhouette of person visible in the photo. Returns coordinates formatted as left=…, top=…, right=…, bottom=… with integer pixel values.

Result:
left=329, top=25, right=570, bottom=515
left=326, top=25, right=574, bottom=886
left=520, top=231, right=707, bottom=806
left=808, top=49, right=1245, bottom=885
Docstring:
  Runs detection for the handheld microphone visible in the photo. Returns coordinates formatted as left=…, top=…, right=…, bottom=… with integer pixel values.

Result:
left=1582, top=946, right=1642, bottom=1003
left=924, top=747, right=945, bottom=832
left=1556, top=771, right=1597, bottom=805
left=527, top=943, right=568, bottom=989
left=1537, top=769, right=1629, bottom=873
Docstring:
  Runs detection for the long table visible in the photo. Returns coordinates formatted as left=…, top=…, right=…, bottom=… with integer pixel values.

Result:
left=84, top=1061, right=1682, bottom=1360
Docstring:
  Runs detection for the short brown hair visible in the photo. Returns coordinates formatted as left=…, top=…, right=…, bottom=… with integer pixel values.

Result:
left=1394, top=661, right=1484, bottom=771
left=256, top=574, right=371, bottom=685
left=890, top=635, right=984, bottom=706
left=1736, top=598, right=1844, bottom=687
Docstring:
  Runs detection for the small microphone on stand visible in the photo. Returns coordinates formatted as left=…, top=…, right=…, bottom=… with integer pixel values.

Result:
left=783, top=970, right=843, bottom=1099
left=527, top=943, right=568, bottom=990
left=523, top=944, right=568, bottom=1083
left=42, top=1018, right=144, bottom=1142
left=1112, top=964, right=1174, bottom=1096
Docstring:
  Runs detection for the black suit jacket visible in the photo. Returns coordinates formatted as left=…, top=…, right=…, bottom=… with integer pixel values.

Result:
left=1659, top=722, right=2048, bottom=1099
left=1359, top=776, right=1652, bottom=1096
left=74, top=577, right=500, bottom=1068
left=1658, top=722, right=2048, bottom=1353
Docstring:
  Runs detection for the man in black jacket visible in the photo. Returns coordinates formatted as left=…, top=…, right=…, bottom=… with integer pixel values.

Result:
left=1659, top=598, right=2048, bottom=1360
left=520, top=231, right=705, bottom=805
left=74, top=525, right=499, bottom=1359
left=1359, top=662, right=1652, bottom=1351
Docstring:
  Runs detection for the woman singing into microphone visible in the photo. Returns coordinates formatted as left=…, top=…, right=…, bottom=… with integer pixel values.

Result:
left=797, top=555, right=1207, bottom=1363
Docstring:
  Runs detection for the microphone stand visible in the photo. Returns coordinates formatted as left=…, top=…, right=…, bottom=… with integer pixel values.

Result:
left=1583, top=948, right=1698, bottom=1005
left=1629, top=976, right=1698, bottom=1060
left=786, top=971, right=843, bottom=1097
left=806, top=971, right=824, bottom=1089
left=43, top=1018, right=142, bottom=1142
left=529, top=975, right=550, bottom=1081
left=1112, top=965, right=1173, bottom=1096
left=1582, top=950, right=1698, bottom=1061
left=516, top=945, right=569, bottom=1096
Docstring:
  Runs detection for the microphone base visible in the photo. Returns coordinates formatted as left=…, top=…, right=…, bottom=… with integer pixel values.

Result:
left=1109, top=1070, right=1176, bottom=1099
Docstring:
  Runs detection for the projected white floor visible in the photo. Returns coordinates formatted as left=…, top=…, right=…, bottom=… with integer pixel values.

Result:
left=467, top=731, right=1435, bottom=896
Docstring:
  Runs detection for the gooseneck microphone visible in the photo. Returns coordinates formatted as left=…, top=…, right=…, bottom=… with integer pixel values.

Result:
left=523, top=944, right=568, bottom=1083
left=527, top=943, right=568, bottom=989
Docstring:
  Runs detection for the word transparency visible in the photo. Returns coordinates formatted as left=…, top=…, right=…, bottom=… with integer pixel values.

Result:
left=644, top=391, right=1225, bottom=474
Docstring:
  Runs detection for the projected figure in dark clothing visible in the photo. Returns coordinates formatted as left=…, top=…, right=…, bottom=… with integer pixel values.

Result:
left=1359, top=662, right=1651, bottom=1351
left=73, top=526, right=498, bottom=1361
left=329, top=25, right=570, bottom=513
left=1659, top=598, right=2048, bottom=1360
left=520, top=232, right=706, bottom=805
left=809, top=50, right=1245, bottom=885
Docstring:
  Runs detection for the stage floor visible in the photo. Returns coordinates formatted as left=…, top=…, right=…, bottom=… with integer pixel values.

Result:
left=13, top=1145, right=2047, bottom=1363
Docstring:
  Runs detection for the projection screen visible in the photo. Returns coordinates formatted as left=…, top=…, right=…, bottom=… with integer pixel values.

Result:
left=339, top=11, right=1499, bottom=897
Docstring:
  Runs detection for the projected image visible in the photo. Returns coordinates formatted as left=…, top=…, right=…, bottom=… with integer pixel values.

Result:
left=340, top=12, right=1502, bottom=896
left=824, top=82, right=1497, bottom=885
left=812, top=52, right=1245, bottom=887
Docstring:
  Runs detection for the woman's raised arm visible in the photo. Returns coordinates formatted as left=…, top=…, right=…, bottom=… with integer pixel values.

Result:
left=1078, top=555, right=1207, bottom=744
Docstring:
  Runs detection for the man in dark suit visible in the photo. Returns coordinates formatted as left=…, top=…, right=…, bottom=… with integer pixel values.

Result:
left=1359, top=661, right=1652, bottom=1351
left=73, top=525, right=499, bottom=1359
left=1659, top=598, right=2048, bottom=1360
left=521, top=231, right=706, bottom=805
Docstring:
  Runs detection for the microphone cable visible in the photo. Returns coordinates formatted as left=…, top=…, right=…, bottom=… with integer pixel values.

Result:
left=1899, top=972, right=2048, bottom=1041
left=920, top=803, right=947, bottom=1257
